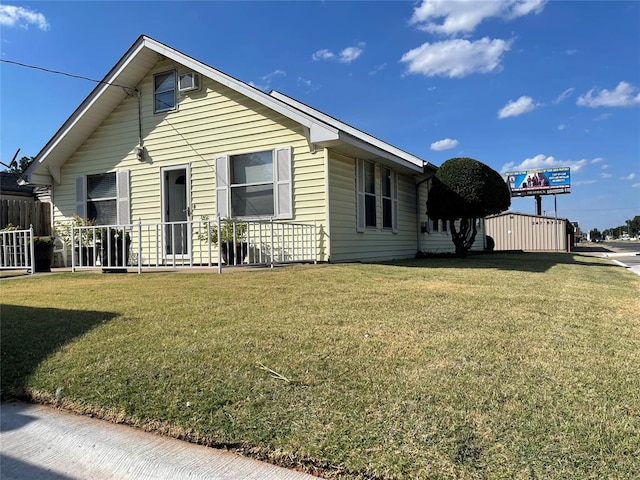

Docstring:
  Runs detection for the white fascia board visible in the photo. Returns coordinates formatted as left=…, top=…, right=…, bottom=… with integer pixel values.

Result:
left=270, top=90, right=427, bottom=170
left=20, top=172, right=53, bottom=186
left=143, top=38, right=339, bottom=142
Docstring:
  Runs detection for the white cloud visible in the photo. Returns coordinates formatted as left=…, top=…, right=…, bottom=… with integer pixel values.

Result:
left=312, top=49, right=334, bottom=61
left=369, top=63, right=387, bottom=75
left=401, top=37, right=511, bottom=78
left=501, top=154, right=589, bottom=173
left=553, top=87, right=574, bottom=104
left=250, top=69, right=286, bottom=91
left=557, top=124, right=566, bottom=131
left=498, top=96, right=539, bottom=119
left=261, top=69, right=286, bottom=82
left=632, top=183, right=640, bottom=188
left=601, top=173, right=613, bottom=179
left=591, top=157, right=605, bottom=164
left=297, top=77, right=319, bottom=92
left=410, top=0, right=546, bottom=35
left=577, top=81, right=640, bottom=108
left=574, top=180, right=597, bottom=186
left=339, top=44, right=365, bottom=63
left=621, top=173, right=637, bottom=181
left=312, top=43, right=365, bottom=64
left=565, top=49, right=577, bottom=55
left=594, top=112, right=612, bottom=121
left=0, top=4, right=49, bottom=30
left=430, top=138, right=459, bottom=151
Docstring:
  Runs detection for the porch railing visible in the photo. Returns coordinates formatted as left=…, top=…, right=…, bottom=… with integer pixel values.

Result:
left=0, top=226, right=35, bottom=273
left=70, top=218, right=317, bottom=273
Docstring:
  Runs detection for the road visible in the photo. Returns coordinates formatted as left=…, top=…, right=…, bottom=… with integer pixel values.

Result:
left=600, top=241, right=640, bottom=276
left=601, top=241, right=640, bottom=253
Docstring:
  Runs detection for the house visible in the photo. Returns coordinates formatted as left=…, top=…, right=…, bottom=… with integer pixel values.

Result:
left=21, top=35, right=484, bottom=269
left=1, top=172, right=35, bottom=201
left=485, top=211, right=574, bottom=252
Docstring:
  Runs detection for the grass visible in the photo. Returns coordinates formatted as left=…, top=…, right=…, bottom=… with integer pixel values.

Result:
left=1, top=253, right=639, bottom=479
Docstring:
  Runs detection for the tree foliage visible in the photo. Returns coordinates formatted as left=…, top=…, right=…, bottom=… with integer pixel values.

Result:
left=602, top=215, right=640, bottom=239
left=4, top=156, right=33, bottom=174
left=427, top=157, right=511, bottom=256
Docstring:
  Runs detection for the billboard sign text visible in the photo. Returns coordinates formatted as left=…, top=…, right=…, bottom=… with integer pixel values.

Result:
left=505, top=167, right=571, bottom=197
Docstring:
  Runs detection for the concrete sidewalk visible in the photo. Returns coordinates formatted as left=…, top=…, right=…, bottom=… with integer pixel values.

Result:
left=0, top=402, right=320, bottom=480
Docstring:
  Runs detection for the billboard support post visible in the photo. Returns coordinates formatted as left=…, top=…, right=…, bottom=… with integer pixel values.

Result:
left=535, top=195, right=542, bottom=216
left=554, top=194, right=559, bottom=252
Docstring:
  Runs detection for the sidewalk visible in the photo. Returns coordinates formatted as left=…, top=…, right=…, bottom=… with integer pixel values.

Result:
left=0, top=402, right=320, bottom=480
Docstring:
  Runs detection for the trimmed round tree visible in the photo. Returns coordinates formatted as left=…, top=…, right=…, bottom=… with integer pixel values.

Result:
left=427, top=157, right=511, bottom=257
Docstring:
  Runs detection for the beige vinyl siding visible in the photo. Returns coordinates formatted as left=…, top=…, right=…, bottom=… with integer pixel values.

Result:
left=53, top=58, right=327, bottom=261
left=328, top=151, right=418, bottom=262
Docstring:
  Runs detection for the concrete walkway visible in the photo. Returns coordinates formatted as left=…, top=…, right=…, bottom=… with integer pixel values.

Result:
left=0, top=402, right=320, bottom=480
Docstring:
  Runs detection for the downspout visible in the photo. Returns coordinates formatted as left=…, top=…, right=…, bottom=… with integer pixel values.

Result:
left=134, top=88, right=145, bottom=161
left=137, top=88, right=144, bottom=147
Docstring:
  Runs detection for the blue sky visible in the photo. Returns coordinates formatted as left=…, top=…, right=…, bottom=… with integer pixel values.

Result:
left=1, top=1, right=638, bottom=232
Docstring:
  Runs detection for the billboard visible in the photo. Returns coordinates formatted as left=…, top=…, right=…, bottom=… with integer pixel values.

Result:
left=505, top=167, right=571, bottom=197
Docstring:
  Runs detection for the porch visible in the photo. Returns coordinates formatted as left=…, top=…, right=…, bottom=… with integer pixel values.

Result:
left=0, top=218, right=318, bottom=273
left=64, top=218, right=318, bottom=273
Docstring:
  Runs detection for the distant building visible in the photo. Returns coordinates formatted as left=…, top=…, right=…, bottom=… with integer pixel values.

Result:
left=485, top=211, right=575, bottom=252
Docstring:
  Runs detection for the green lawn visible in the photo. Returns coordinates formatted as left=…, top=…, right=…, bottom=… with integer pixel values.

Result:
left=2, top=253, right=639, bottom=479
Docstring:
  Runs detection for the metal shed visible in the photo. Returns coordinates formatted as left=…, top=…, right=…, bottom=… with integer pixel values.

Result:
left=485, top=212, right=573, bottom=252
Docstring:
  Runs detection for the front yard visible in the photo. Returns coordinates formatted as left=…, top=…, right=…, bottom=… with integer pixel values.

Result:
left=2, top=253, right=639, bottom=479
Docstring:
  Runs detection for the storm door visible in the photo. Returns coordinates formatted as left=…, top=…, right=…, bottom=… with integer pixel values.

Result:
left=162, top=166, right=191, bottom=259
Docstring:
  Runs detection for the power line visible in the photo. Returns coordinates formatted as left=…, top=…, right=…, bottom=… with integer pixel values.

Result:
left=0, top=58, right=135, bottom=92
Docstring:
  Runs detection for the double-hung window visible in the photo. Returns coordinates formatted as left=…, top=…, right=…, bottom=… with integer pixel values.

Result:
left=75, top=171, right=130, bottom=225
left=154, top=71, right=176, bottom=113
left=363, top=161, right=376, bottom=228
left=215, top=147, right=292, bottom=219
left=87, top=173, right=117, bottom=225
left=356, top=160, right=398, bottom=232
left=381, top=167, right=393, bottom=229
left=230, top=150, right=274, bottom=217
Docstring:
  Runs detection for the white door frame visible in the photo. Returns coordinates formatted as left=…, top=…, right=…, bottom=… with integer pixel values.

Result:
left=160, top=164, right=191, bottom=260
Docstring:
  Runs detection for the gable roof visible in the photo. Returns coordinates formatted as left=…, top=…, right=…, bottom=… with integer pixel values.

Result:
left=24, top=35, right=432, bottom=185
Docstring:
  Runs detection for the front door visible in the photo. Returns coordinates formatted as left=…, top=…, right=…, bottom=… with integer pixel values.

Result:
left=162, top=166, right=191, bottom=259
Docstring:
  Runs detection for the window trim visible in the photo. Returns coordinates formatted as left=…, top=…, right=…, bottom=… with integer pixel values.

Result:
left=154, top=70, right=177, bottom=113
left=363, top=160, right=377, bottom=229
left=356, top=159, right=398, bottom=233
left=230, top=150, right=275, bottom=218
left=76, top=170, right=130, bottom=226
left=215, top=146, right=292, bottom=220
left=87, top=173, right=117, bottom=225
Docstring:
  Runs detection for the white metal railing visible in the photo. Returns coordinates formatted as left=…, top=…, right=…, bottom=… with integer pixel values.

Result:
left=70, top=218, right=318, bottom=273
left=0, top=226, right=35, bottom=273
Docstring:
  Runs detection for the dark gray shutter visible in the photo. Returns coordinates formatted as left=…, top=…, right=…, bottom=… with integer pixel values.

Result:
left=75, top=175, right=86, bottom=218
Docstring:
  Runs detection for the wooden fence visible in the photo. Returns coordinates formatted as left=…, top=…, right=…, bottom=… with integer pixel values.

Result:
left=0, top=199, right=51, bottom=236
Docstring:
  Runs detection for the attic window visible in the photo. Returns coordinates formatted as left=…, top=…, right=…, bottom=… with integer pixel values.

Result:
left=154, top=71, right=176, bottom=113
